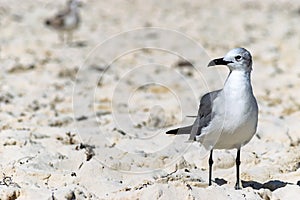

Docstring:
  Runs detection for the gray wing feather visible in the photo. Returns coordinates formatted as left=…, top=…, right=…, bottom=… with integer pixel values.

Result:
left=188, top=89, right=221, bottom=141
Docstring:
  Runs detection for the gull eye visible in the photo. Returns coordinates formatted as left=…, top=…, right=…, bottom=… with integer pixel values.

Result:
left=235, top=55, right=242, bottom=61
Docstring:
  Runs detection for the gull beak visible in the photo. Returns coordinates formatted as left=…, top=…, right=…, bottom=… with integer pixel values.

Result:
left=208, top=57, right=232, bottom=67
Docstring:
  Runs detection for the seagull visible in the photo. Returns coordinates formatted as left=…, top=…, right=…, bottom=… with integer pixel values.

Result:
left=166, top=48, right=258, bottom=189
left=45, top=0, right=81, bottom=44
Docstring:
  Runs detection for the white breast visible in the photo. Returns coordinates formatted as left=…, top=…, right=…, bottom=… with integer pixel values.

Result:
left=199, top=70, right=258, bottom=150
left=64, top=12, right=79, bottom=30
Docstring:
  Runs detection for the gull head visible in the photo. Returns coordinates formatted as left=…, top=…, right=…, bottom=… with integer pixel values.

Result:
left=68, top=0, right=82, bottom=9
left=208, top=48, right=252, bottom=71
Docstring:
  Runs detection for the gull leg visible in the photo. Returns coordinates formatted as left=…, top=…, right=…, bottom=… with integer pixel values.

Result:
left=235, top=148, right=241, bottom=190
left=58, top=32, right=65, bottom=44
left=209, top=149, right=213, bottom=186
left=67, top=31, right=73, bottom=44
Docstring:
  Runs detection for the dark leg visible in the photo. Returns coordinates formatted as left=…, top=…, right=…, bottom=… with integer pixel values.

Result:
left=235, top=148, right=241, bottom=190
left=209, top=150, right=213, bottom=186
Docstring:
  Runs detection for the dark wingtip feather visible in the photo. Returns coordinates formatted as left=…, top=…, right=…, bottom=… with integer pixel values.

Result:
left=45, top=19, right=51, bottom=25
left=166, top=128, right=179, bottom=135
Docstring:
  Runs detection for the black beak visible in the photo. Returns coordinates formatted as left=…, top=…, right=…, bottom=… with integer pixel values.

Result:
left=208, top=57, right=232, bottom=67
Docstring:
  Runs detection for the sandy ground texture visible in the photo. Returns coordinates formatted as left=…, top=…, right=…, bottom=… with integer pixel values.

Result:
left=0, top=0, right=300, bottom=199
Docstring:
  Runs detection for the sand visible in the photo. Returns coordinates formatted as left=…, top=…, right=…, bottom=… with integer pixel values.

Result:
left=0, top=0, right=300, bottom=199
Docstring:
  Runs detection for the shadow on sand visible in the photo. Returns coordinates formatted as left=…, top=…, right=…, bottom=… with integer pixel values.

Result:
left=214, top=179, right=300, bottom=191
left=241, top=180, right=290, bottom=191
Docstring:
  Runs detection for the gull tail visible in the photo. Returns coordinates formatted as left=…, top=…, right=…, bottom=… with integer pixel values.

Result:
left=166, top=125, right=192, bottom=135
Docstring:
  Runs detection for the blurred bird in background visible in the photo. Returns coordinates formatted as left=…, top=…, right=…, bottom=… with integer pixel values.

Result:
left=45, top=0, right=81, bottom=44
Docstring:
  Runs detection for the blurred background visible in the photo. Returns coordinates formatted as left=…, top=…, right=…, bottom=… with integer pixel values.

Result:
left=0, top=0, right=300, bottom=199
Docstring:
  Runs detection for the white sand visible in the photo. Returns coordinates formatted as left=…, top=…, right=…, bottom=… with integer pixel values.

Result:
left=0, top=0, right=300, bottom=199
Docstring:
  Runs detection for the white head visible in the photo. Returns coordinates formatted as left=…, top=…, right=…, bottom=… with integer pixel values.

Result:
left=68, top=0, right=81, bottom=10
left=208, top=48, right=252, bottom=71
